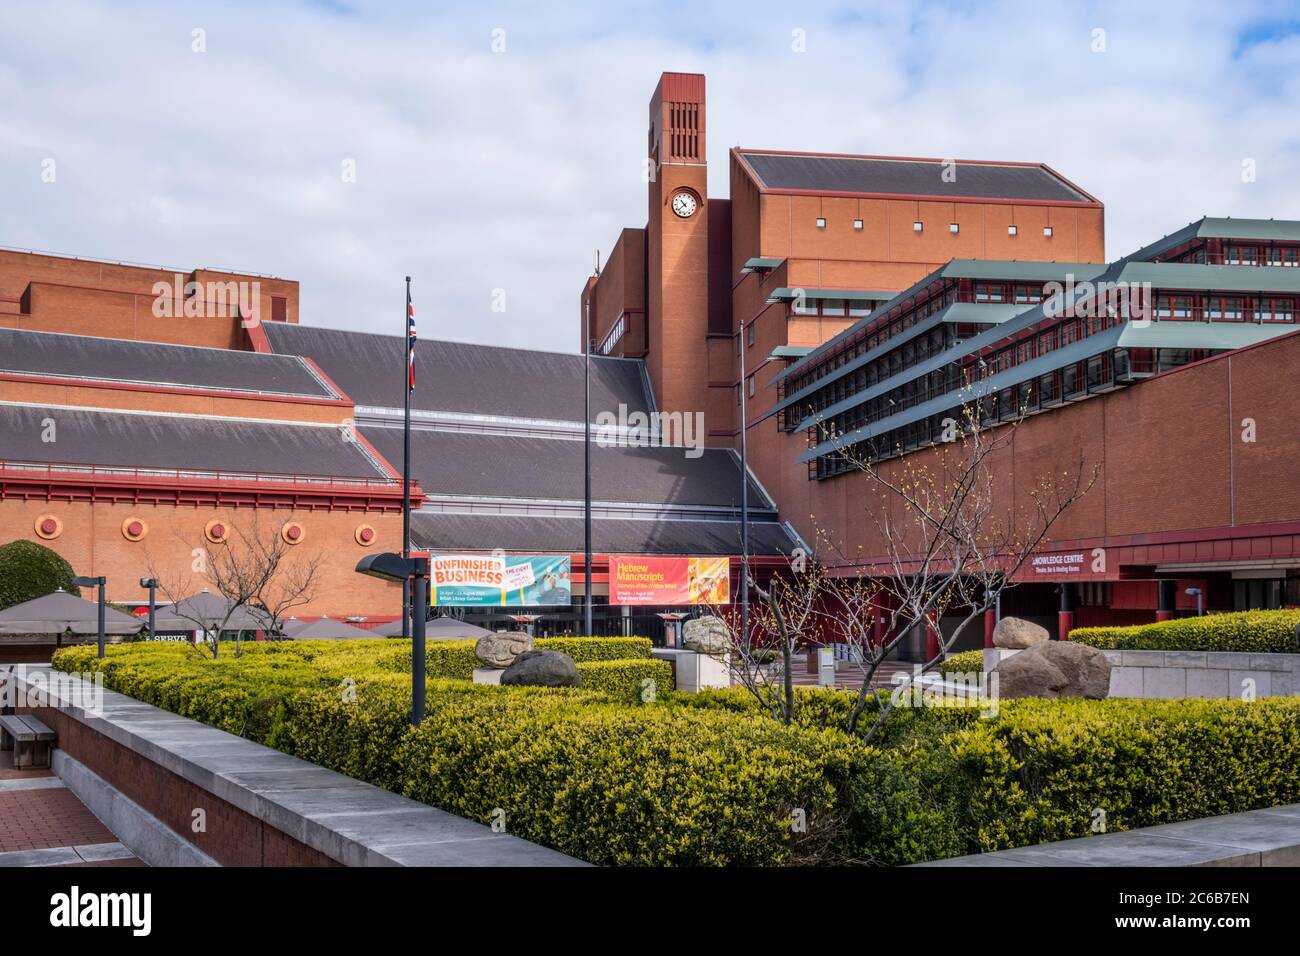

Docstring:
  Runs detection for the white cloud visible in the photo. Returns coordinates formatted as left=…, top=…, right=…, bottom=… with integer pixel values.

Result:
left=1, top=0, right=1296, bottom=351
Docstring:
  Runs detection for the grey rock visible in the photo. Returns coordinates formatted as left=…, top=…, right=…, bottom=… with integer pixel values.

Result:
left=992, top=641, right=1111, bottom=699
left=992, top=616, right=1050, bottom=649
left=500, top=650, right=580, bottom=688
left=475, top=633, right=533, bottom=669
left=682, top=615, right=731, bottom=656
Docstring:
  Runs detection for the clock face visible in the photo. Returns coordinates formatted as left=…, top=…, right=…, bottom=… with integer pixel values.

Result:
left=671, top=191, right=698, bottom=218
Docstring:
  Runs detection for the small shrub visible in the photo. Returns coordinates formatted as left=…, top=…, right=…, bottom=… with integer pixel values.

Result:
left=1071, top=609, right=1300, bottom=653
left=575, top=658, right=673, bottom=704
left=939, top=650, right=983, bottom=677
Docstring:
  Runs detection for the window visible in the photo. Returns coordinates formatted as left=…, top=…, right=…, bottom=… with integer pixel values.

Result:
left=1008, top=225, right=1018, bottom=237
left=1014, top=284, right=1043, bottom=304
left=747, top=323, right=755, bottom=346
left=815, top=217, right=827, bottom=229
left=913, top=221, right=923, bottom=233
left=853, top=219, right=864, bottom=231
left=271, top=295, right=287, bottom=323
left=1226, top=245, right=1258, bottom=265
left=949, top=223, right=960, bottom=234
left=1156, top=295, right=1194, bottom=320
left=821, top=298, right=847, bottom=317
left=1258, top=298, right=1294, bottom=322
left=791, top=295, right=817, bottom=316
left=1285, top=249, right=1299, bottom=267
left=975, top=282, right=1006, bottom=303
left=1207, top=296, right=1244, bottom=320
left=747, top=376, right=756, bottom=398
left=848, top=301, right=873, bottom=317
left=1043, top=226, right=1054, bottom=238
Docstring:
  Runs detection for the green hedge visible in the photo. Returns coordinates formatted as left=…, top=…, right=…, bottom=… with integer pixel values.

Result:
left=419, top=636, right=653, bottom=681
left=939, top=650, right=984, bottom=677
left=1071, top=610, right=1300, bottom=653
left=49, top=641, right=1300, bottom=866
left=0, top=539, right=79, bottom=610
left=574, top=659, right=673, bottom=704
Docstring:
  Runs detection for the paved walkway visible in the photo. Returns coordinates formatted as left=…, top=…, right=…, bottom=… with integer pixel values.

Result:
left=0, top=747, right=143, bottom=867
left=787, top=658, right=915, bottom=690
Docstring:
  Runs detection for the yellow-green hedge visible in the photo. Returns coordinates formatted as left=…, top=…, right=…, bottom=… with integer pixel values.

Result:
left=417, top=636, right=653, bottom=681
left=1070, top=609, right=1300, bottom=653
left=938, top=650, right=984, bottom=677
left=49, top=641, right=1300, bottom=865
left=574, top=659, right=673, bottom=704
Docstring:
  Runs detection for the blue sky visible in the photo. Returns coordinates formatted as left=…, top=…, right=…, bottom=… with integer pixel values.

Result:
left=2, top=0, right=1298, bottom=351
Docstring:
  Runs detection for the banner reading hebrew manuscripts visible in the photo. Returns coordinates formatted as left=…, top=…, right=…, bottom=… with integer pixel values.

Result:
left=609, top=556, right=731, bottom=605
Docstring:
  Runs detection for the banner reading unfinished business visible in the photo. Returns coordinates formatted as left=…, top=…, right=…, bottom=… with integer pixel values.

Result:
left=609, top=555, right=731, bottom=605
left=430, top=554, right=572, bottom=606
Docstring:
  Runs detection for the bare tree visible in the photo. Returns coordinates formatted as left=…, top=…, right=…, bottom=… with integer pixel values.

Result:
left=146, top=515, right=322, bottom=658
left=729, top=394, right=1097, bottom=742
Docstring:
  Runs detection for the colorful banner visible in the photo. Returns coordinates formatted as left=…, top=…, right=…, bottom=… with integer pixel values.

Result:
left=430, top=554, right=571, bottom=607
left=610, top=555, right=731, bottom=606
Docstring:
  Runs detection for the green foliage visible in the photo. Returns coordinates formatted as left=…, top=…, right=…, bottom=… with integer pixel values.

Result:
left=574, top=658, right=673, bottom=704
left=0, top=539, right=80, bottom=610
left=1071, top=610, right=1300, bottom=653
left=939, top=650, right=984, bottom=677
left=49, top=640, right=1300, bottom=866
left=404, top=635, right=653, bottom=680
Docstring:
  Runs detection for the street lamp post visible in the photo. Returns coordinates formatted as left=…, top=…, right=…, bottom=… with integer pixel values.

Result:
left=139, top=577, right=158, bottom=641
left=74, top=575, right=107, bottom=659
left=356, top=552, right=429, bottom=724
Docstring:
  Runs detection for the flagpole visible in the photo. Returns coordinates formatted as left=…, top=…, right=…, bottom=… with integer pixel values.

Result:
left=403, top=276, right=413, bottom=639
left=583, top=297, right=593, bottom=635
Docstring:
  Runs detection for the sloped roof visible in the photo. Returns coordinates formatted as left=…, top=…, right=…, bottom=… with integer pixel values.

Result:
left=263, top=323, right=651, bottom=422
left=0, top=589, right=144, bottom=635
left=0, top=404, right=391, bottom=481
left=361, top=425, right=771, bottom=509
left=737, top=150, right=1095, bottom=203
left=0, top=328, right=334, bottom=398
left=411, top=512, right=798, bottom=556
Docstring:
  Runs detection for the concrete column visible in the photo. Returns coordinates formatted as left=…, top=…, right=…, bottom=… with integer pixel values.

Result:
left=1057, top=582, right=1075, bottom=640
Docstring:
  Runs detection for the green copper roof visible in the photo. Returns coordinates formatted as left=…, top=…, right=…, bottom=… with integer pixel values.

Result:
left=768, top=345, right=814, bottom=360
left=741, top=257, right=784, bottom=273
left=767, top=287, right=896, bottom=303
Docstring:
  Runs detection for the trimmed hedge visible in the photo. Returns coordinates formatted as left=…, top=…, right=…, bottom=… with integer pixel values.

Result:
left=939, top=650, right=983, bottom=677
left=1071, top=609, right=1300, bottom=653
left=0, top=539, right=79, bottom=610
left=419, top=636, right=653, bottom=681
left=574, top=659, right=673, bottom=704
left=50, top=641, right=1300, bottom=866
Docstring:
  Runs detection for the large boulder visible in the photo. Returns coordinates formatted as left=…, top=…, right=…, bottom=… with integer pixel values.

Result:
left=475, top=632, right=533, bottom=669
left=682, top=615, right=730, bottom=656
left=992, top=616, right=1050, bottom=649
left=500, top=650, right=580, bottom=688
left=992, top=641, right=1111, bottom=699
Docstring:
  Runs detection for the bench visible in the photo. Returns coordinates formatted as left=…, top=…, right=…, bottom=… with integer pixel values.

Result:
left=0, top=714, right=56, bottom=770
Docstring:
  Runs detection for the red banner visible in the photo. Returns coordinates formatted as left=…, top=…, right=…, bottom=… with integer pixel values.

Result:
left=609, top=556, right=730, bottom=605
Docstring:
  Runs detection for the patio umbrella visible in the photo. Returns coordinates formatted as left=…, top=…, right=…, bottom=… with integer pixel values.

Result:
left=282, top=616, right=377, bottom=640
left=155, top=590, right=271, bottom=632
left=0, top=588, right=144, bottom=636
left=371, top=615, right=494, bottom=640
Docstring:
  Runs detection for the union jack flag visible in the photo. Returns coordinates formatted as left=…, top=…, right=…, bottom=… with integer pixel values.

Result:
left=406, top=291, right=417, bottom=391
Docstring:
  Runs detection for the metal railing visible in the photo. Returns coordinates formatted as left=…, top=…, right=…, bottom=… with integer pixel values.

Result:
left=0, top=459, right=400, bottom=489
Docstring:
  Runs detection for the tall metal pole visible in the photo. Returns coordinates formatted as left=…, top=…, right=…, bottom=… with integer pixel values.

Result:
left=583, top=297, right=593, bottom=635
left=411, top=558, right=428, bottom=725
left=403, top=276, right=413, bottom=639
left=146, top=580, right=156, bottom=642
left=738, top=318, right=750, bottom=653
left=96, top=577, right=106, bottom=660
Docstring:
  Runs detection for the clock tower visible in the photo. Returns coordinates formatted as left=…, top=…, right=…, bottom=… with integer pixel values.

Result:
left=646, top=72, right=712, bottom=428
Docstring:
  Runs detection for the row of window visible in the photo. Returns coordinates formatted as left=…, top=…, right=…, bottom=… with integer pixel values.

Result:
left=810, top=218, right=1054, bottom=238
left=598, top=314, right=627, bottom=355
left=1153, top=295, right=1295, bottom=322
left=1175, top=245, right=1300, bottom=267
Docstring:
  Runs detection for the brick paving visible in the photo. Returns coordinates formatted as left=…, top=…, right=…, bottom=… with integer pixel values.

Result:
left=0, top=745, right=144, bottom=866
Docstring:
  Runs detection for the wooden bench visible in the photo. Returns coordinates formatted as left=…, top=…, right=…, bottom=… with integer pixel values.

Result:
left=0, top=714, right=56, bottom=770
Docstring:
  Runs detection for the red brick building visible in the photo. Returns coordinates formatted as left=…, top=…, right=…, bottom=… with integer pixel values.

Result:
left=584, top=72, right=1300, bottom=648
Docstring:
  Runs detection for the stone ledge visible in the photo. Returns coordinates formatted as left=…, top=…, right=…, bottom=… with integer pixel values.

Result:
left=17, top=666, right=585, bottom=867
left=918, top=803, right=1300, bottom=867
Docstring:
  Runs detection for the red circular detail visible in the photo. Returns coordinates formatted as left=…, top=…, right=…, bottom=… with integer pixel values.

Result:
left=210, top=523, right=226, bottom=539
left=127, top=521, right=144, bottom=536
left=40, top=518, right=57, bottom=535
left=286, top=525, right=301, bottom=541
left=359, top=528, right=374, bottom=543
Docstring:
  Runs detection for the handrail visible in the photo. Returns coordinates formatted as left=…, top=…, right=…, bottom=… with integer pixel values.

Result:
left=0, top=459, right=400, bottom=489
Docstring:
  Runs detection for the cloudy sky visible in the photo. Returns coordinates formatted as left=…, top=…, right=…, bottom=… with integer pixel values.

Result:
left=2, top=1, right=1298, bottom=352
